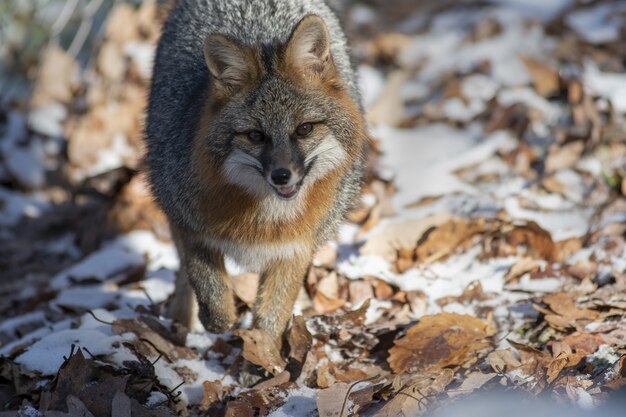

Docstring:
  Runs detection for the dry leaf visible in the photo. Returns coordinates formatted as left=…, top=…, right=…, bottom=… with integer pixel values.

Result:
left=31, top=46, right=80, bottom=108
left=361, top=213, right=452, bottom=261
left=520, top=56, right=560, bottom=97
left=199, top=380, right=222, bottom=412
left=542, top=292, right=599, bottom=330
left=234, top=329, right=286, bottom=375
left=545, top=141, right=584, bottom=174
left=388, top=313, right=495, bottom=373
left=449, top=372, right=497, bottom=397
left=112, top=318, right=195, bottom=362
left=487, top=349, right=522, bottom=373
left=231, top=273, right=259, bottom=307
left=415, top=218, right=484, bottom=264
left=506, top=221, right=556, bottom=262
left=317, top=382, right=350, bottom=417
left=287, top=315, right=312, bottom=369
left=505, top=257, right=542, bottom=282
left=374, top=370, right=454, bottom=417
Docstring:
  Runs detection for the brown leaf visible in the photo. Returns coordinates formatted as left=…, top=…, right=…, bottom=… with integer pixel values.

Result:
left=111, top=391, right=131, bottom=417
left=506, top=221, right=556, bottom=262
left=373, top=370, right=454, bottom=417
left=252, top=370, right=290, bottom=391
left=415, top=218, right=485, bottom=264
left=547, top=352, right=570, bottom=384
left=520, top=56, right=560, bottom=97
left=234, top=329, right=286, bottom=375
left=388, top=313, right=495, bottom=373
left=561, top=332, right=604, bottom=355
left=111, top=317, right=196, bottom=362
left=545, top=141, right=584, bottom=174
left=348, top=280, right=375, bottom=306
left=231, top=273, right=259, bottom=307
left=108, top=173, right=168, bottom=238
left=31, top=46, right=80, bottom=108
left=449, top=372, right=497, bottom=397
left=505, top=257, right=542, bottom=282
left=317, top=382, right=350, bottom=417
left=287, top=315, right=312, bottom=372
left=361, top=213, right=452, bottom=261
left=105, top=4, right=141, bottom=45
left=313, top=291, right=346, bottom=315
left=199, top=380, right=222, bottom=412
left=487, top=349, right=522, bottom=373
left=224, top=401, right=254, bottom=417
left=542, top=292, right=599, bottom=330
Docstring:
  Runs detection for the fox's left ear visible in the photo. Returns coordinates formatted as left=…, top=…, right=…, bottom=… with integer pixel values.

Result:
left=284, top=15, right=335, bottom=81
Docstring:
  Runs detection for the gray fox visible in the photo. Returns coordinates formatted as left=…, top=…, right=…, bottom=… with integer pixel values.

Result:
left=145, top=0, right=369, bottom=345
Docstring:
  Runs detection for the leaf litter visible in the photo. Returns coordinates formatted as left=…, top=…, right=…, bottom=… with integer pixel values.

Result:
left=1, top=0, right=626, bottom=416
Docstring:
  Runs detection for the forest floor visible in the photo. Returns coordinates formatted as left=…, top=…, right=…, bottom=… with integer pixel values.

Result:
left=1, top=0, right=626, bottom=416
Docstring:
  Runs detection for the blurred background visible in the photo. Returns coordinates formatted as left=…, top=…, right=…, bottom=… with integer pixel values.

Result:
left=1, top=1, right=626, bottom=416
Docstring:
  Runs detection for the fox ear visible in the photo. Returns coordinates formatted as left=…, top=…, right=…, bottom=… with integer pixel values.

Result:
left=285, top=15, right=333, bottom=78
left=204, top=34, right=258, bottom=95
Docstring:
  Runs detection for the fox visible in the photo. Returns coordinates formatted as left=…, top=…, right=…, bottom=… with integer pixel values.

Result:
left=145, top=0, right=369, bottom=347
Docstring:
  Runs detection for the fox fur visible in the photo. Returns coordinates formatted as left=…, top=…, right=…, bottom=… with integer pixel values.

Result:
left=145, top=0, right=369, bottom=343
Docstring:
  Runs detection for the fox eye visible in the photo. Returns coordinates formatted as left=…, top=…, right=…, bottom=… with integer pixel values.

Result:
left=248, top=130, right=265, bottom=143
left=296, top=122, right=313, bottom=137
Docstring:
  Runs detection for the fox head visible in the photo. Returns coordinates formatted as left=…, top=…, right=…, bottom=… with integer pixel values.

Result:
left=196, top=15, right=367, bottom=206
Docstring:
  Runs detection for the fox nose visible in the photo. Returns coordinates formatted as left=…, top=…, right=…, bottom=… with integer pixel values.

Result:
left=271, top=168, right=291, bottom=185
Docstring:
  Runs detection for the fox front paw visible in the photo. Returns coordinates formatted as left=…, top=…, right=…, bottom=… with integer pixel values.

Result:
left=197, top=303, right=236, bottom=333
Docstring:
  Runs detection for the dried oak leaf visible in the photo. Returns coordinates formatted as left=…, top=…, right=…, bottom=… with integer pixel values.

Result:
left=373, top=370, right=454, bottom=417
left=448, top=371, right=497, bottom=397
left=388, top=313, right=496, bottom=374
left=111, top=317, right=196, bottom=362
left=287, top=315, right=312, bottom=368
left=541, top=292, right=599, bottom=331
left=415, top=218, right=485, bottom=264
left=234, top=329, right=286, bottom=375
left=487, top=349, right=522, bottom=373
left=199, top=380, right=222, bottom=412
left=31, top=46, right=80, bottom=108
left=520, top=56, right=560, bottom=97
left=317, top=382, right=350, bottom=417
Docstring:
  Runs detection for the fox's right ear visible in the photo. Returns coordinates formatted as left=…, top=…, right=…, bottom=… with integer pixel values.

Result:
left=284, top=15, right=336, bottom=83
left=204, top=34, right=258, bottom=96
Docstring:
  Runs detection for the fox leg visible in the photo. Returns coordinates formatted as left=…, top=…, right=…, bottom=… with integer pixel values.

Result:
left=168, top=230, right=236, bottom=333
left=168, top=262, right=199, bottom=330
left=253, top=254, right=311, bottom=343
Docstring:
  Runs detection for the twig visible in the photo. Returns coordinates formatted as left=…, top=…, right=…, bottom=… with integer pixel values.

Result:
left=87, top=310, right=114, bottom=325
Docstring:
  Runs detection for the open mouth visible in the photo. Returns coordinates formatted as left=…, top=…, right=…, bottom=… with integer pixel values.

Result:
left=273, top=180, right=303, bottom=200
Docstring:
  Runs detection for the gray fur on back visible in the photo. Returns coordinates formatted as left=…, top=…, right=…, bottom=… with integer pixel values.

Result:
left=146, top=0, right=361, bottom=230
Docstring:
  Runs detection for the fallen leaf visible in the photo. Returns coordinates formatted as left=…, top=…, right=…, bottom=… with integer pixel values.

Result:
left=415, top=218, right=484, bottom=264
left=31, top=46, right=80, bottom=108
left=360, top=213, right=452, bottom=261
left=373, top=370, right=454, bottom=417
left=388, top=313, right=495, bottom=373
left=286, top=315, right=312, bottom=378
left=449, top=372, right=497, bottom=397
left=231, top=273, right=259, bottom=307
left=234, top=329, right=286, bottom=375
left=112, top=317, right=194, bottom=362
left=487, top=349, right=522, bottom=373
left=111, top=391, right=131, bottom=417
left=545, top=141, right=584, bottom=174
left=317, top=382, right=350, bottom=417
left=505, top=257, right=542, bottom=282
left=199, top=380, right=222, bottom=412
left=520, top=56, right=560, bottom=97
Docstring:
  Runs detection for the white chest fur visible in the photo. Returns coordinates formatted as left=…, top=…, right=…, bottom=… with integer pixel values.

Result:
left=204, top=237, right=308, bottom=273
